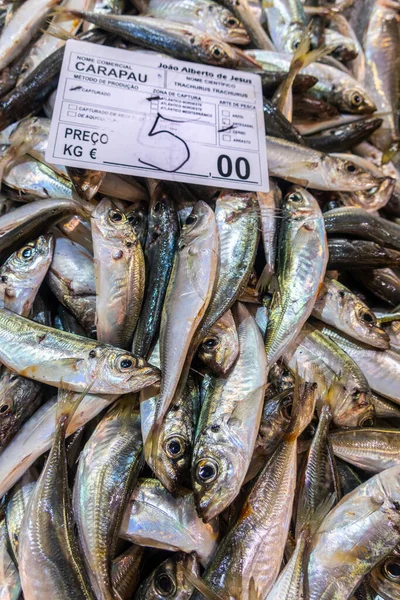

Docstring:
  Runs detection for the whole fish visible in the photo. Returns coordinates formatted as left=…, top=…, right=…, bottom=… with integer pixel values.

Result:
left=46, top=233, right=96, bottom=336
left=329, top=427, right=400, bottom=473
left=19, top=388, right=96, bottom=599
left=194, top=381, right=316, bottom=600
left=285, top=324, right=374, bottom=427
left=192, top=303, right=268, bottom=521
left=0, top=234, right=53, bottom=317
left=197, top=309, right=239, bottom=375
left=0, top=308, right=159, bottom=393
left=155, top=201, right=218, bottom=428
left=265, top=186, right=328, bottom=366
left=132, top=181, right=179, bottom=359
left=0, top=392, right=118, bottom=498
left=198, top=191, right=259, bottom=339
left=266, top=137, right=383, bottom=192
left=0, top=518, right=20, bottom=600
left=312, top=278, right=389, bottom=349
left=92, top=199, right=145, bottom=349
left=73, top=398, right=143, bottom=600
left=119, top=478, right=219, bottom=566
left=308, top=465, right=400, bottom=600
left=64, top=12, right=260, bottom=69
left=145, top=0, right=250, bottom=44
left=134, top=552, right=199, bottom=600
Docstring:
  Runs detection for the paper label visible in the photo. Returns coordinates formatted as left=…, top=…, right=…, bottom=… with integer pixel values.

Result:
left=46, top=40, right=269, bottom=192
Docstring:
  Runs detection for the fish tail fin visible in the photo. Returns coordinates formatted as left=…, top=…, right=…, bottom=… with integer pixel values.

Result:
left=256, top=264, right=274, bottom=293
left=56, top=382, right=93, bottom=429
left=182, top=567, right=227, bottom=600
left=44, top=23, right=80, bottom=41
left=49, top=6, right=80, bottom=18
left=286, top=376, right=317, bottom=440
left=296, top=492, right=336, bottom=539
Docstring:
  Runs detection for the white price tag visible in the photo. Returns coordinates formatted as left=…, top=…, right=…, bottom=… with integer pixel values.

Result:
left=46, top=40, right=269, bottom=192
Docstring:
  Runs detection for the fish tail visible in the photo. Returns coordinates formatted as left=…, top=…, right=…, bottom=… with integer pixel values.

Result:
left=56, top=382, right=93, bottom=428
left=286, top=376, right=317, bottom=440
left=44, top=24, right=80, bottom=41
left=182, top=566, right=227, bottom=600
left=296, top=493, right=336, bottom=539
left=256, top=264, right=273, bottom=293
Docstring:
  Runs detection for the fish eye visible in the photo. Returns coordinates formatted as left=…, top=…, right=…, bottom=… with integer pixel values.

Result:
left=196, top=459, right=219, bottom=484
left=291, top=39, right=300, bottom=50
left=108, top=209, right=124, bottom=223
left=350, top=92, right=363, bottom=106
left=360, top=310, right=375, bottom=324
left=360, top=416, right=374, bottom=427
left=225, top=16, right=239, bottom=28
left=345, top=163, right=357, bottom=173
left=384, top=559, right=400, bottom=580
left=202, top=336, right=219, bottom=350
left=211, top=45, right=224, bottom=59
left=338, top=290, right=346, bottom=298
left=185, top=213, right=197, bottom=226
left=164, top=435, right=186, bottom=459
left=0, top=403, right=10, bottom=414
left=19, top=246, right=35, bottom=260
left=117, top=356, right=135, bottom=370
left=287, top=192, right=302, bottom=203
left=154, top=573, right=176, bottom=596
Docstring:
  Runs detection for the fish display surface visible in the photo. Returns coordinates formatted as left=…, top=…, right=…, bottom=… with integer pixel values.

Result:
left=1, top=1, right=400, bottom=599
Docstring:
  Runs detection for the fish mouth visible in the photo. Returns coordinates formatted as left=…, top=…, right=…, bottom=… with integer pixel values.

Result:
left=130, top=365, right=160, bottom=387
left=227, top=31, right=251, bottom=46
left=370, top=328, right=391, bottom=350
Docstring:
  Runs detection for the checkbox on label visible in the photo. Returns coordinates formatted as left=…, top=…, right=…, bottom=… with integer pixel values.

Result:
left=222, top=110, right=230, bottom=116
left=222, top=134, right=231, bottom=142
left=68, top=104, right=78, bottom=110
left=67, top=111, right=77, bottom=117
left=222, top=118, right=230, bottom=125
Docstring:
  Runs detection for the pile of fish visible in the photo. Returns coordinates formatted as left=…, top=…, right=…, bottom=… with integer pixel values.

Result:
left=0, top=0, right=400, bottom=599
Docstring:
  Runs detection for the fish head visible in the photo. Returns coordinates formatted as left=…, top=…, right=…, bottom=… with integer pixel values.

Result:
left=126, top=203, right=148, bottom=244
left=198, top=324, right=239, bottom=375
left=327, top=156, right=381, bottom=190
left=283, top=186, right=319, bottom=220
left=181, top=200, right=214, bottom=246
left=329, top=283, right=390, bottom=349
left=99, top=349, right=160, bottom=393
left=217, top=10, right=250, bottom=45
left=258, top=390, right=293, bottom=451
left=335, top=86, right=376, bottom=114
left=91, top=197, right=137, bottom=244
left=1, top=233, right=54, bottom=282
left=136, top=552, right=199, bottom=600
left=281, top=23, right=306, bottom=54
left=147, top=184, right=177, bottom=244
left=350, top=176, right=396, bottom=212
left=330, top=385, right=375, bottom=428
left=192, top=418, right=248, bottom=522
